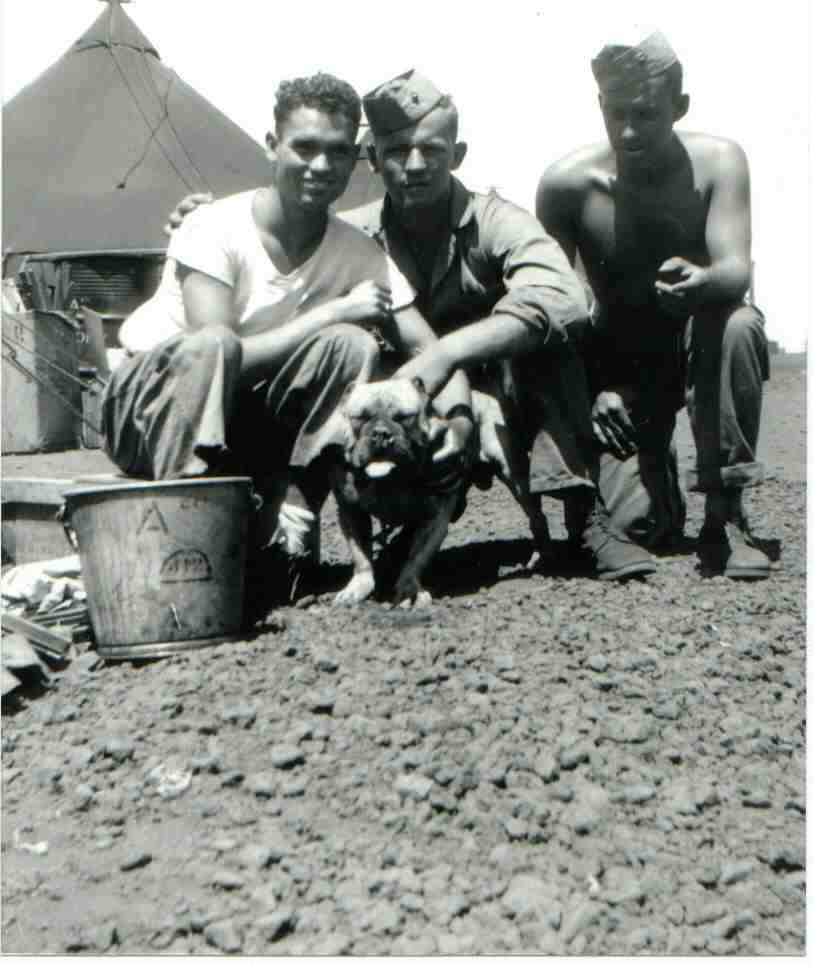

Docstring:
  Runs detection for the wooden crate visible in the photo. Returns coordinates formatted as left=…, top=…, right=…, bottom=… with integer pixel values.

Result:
left=2, top=310, right=81, bottom=454
left=1, top=474, right=121, bottom=566
left=1, top=478, right=75, bottom=565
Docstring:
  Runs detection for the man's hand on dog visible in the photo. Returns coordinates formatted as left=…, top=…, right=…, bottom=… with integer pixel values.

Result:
left=431, top=412, right=475, bottom=470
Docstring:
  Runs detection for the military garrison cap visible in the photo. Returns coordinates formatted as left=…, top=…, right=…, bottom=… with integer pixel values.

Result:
left=591, top=30, right=679, bottom=91
left=363, top=69, right=446, bottom=136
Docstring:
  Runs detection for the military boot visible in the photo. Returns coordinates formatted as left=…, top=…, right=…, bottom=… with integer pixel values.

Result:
left=577, top=493, right=657, bottom=580
left=698, top=490, right=771, bottom=579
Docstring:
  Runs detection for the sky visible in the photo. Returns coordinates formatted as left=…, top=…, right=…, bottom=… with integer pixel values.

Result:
left=1, top=0, right=810, bottom=351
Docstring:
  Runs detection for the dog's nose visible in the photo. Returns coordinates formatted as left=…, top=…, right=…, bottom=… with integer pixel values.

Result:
left=370, top=425, right=393, bottom=446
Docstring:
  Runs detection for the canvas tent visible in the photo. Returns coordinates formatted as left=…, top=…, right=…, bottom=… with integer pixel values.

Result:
left=2, top=0, right=383, bottom=289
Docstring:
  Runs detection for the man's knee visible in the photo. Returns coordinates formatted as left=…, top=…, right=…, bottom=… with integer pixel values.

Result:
left=182, top=325, right=243, bottom=368
left=320, top=323, right=380, bottom=376
left=723, top=304, right=766, bottom=345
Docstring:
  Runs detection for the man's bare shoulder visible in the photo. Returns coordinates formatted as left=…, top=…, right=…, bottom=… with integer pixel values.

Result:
left=338, top=199, right=385, bottom=236
left=677, top=132, right=749, bottom=176
left=540, top=142, right=616, bottom=192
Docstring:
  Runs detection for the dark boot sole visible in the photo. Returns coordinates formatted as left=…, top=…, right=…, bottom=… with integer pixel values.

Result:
left=597, top=560, right=658, bottom=581
left=724, top=564, right=771, bottom=579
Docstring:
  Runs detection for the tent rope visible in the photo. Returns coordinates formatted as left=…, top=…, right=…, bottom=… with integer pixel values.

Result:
left=133, top=46, right=213, bottom=194
left=105, top=8, right=197, bottom=192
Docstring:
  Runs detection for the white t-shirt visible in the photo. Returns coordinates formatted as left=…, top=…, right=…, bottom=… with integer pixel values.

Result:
left=119, top=190, right=414, bottom=353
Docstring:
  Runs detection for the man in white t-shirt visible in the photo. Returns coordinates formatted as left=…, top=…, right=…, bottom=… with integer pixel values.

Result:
left=102, top=72, right=474, bottom=598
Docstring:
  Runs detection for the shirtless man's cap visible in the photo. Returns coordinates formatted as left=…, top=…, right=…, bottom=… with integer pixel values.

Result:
left=591, top=29, right=679, bottom=92
left=363, top=69, right=446, bottom=136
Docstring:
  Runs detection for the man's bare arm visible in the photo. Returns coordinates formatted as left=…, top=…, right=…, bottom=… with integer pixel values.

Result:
left=535, top=164, right=581, bottom=266
left=655, top=139, right=752, bottom=311
left=181, top=270, right=393, bottom=382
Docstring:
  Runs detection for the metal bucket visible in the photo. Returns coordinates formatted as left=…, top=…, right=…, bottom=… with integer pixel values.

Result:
left=62, top=477, right=253, bottom=659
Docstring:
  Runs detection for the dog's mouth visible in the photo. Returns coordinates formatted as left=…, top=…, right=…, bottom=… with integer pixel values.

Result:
left=364, top=460, right=397, bottom=479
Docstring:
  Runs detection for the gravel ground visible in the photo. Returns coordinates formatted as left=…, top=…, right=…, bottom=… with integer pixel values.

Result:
left=1, top=354, right=805, bottom=955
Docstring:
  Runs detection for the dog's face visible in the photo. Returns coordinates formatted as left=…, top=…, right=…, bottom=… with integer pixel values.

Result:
left=340, top=377, right=437, bottom=481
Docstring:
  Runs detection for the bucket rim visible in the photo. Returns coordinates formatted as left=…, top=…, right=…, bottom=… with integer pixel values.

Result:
left=63, top=476, right=253, bottom=501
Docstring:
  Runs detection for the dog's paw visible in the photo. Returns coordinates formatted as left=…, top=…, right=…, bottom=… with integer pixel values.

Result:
left=393, top=574, right=432, bottom=608
left=396, top=588, right=433, bottom=609
left=333, top=572, right=376, bottom=606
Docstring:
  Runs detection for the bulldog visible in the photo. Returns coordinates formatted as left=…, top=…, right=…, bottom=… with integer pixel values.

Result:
left=327, top=375, right=551, bottom=606
left=327, top=376, right=463, bottom=607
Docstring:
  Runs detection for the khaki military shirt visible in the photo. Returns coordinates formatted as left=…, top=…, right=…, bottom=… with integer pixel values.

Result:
left=342, top=177, right=588, bottom=344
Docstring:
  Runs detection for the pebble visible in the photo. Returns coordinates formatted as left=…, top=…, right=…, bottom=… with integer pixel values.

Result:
left=256, top=906, right=297, bottom=941
left=220, top=769, right=244, bottom=787
left=395, top=773, right=434, bottom=802
left=559, top=745, right=590, bottom=770
left=120, top=850, right=152, bottom=872
left=314, top=653, right=340, bottom=673
left=220, top=703, right=257, bottom=728
left=741, top=789, right=772, bottom=808
left=102, top=736, right=135, bottom=763
left=600, top=716, right=655, bottom=744
left=307, top=688, right=337, bottom=713
left=72, top=783, right=95, bottom=811
left=212, top=870, right=244, bottom=890
left=535, top=753, right=559, bottom=783
left=696, top=864, right=720, bottom=887
left=622, top=783, right=657, bottom=804
left=686, top=900, right=729, bottom=926
left=204, top=919, right=243, bottom=953
left=189, top=752, right=223, bottom=775
left=551, top=784, right=575, bottom=803
left=282, top=779, right=307, bottom=798
left=502, top=818, right=528, bottom=842
left=270, top=745, right=305, bottom=769
left=245, top=773, right=276, bottom=798
left=758, top=845, right=804, bottom=872
left=399, top=892, right=424, bottom=913
left=586, top=654, right=609, bottom=672
left=720, top=861, right=754, bottom=885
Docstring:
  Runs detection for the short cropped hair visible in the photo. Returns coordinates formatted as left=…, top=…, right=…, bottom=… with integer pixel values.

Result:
left=274, top=73, right=362, bottom=134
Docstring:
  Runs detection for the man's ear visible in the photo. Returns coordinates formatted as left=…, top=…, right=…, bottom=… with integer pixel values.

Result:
left=674, top=93, right=690, bottom=123
left=265, top=130, right=278, bottom=162
left=451, top=141, right=468, bottom=170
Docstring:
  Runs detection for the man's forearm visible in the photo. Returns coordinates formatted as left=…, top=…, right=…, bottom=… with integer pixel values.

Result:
left=703, top=255, right=752, bottom=305
left=433, top=369, right=472, bottom=417
left=395, top=313, right=548, bottom=397
left=240, top=300, right=347, bottom=380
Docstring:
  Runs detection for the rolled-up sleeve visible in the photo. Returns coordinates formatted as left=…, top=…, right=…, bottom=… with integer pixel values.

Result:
left=482, top=197, right=589, bottom=339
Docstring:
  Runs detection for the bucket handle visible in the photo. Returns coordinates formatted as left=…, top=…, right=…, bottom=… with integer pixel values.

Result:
left=56, top=503, right=80, bottom=552
left=56, top=481, right=263, bottom=553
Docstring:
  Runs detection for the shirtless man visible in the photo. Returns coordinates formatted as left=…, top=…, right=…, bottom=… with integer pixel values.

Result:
left=536, top=30, right=772, bottom=578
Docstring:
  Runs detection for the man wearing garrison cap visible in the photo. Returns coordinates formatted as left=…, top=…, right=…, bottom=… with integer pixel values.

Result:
left=537, top=29, right=773, bottom=579
left=342, top=68, right=656, bottom=580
